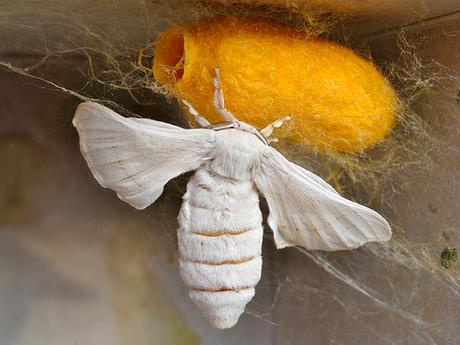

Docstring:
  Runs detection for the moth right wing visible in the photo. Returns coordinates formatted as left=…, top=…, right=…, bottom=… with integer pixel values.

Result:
left=255, top=146, right=391, bottom=251
left=73, top=101, right=216, bottom=210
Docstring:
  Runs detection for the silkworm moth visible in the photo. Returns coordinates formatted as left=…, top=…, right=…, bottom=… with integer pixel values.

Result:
left=73, top=68, right=391, bottom=329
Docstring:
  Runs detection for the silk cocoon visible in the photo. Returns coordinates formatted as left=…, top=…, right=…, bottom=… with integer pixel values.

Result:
left=153, top=17, right=397, bottom=152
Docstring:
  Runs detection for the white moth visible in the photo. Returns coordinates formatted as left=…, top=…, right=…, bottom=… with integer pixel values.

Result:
left=73, top=68, right=391, bottom=329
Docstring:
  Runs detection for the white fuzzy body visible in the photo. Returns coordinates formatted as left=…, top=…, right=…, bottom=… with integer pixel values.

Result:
left=178, top=130, right=265, bottom=329
left=73, top=102, right=392, bottom=330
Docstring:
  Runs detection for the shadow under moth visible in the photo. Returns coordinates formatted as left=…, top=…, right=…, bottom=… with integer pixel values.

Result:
left=73, top=69, right=391, bottom=329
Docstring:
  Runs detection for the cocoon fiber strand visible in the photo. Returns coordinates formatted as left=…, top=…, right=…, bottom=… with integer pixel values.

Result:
left=153, top=17, right=397, bottom=153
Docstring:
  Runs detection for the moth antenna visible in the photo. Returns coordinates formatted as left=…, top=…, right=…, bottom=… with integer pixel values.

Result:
left=213, top=67, right=236, bottom=122
left=261, top=115, right=292, bottom=138
left=182, top=99, right=211, bottom=127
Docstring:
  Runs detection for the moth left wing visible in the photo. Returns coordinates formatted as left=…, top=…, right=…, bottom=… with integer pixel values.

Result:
left=73, top=101, right=216, bottom=210
left=255, top=146, right=391, bottom=251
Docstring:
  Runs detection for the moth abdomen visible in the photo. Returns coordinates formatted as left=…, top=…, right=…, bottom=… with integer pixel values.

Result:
left=177, top=167, right=263, bottom=328
left=179, top=257, right=262, bottom=291
left=178, top=228, right=262, bottom=263
left=178, top=256, right=261, bottom=329
left=188, top=288, right=256, bottom=329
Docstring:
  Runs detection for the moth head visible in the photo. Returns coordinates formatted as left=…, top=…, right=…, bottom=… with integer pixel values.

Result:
left=205, top=120, right=270, bottom=145
left=207, top=115, right=292, bottom=146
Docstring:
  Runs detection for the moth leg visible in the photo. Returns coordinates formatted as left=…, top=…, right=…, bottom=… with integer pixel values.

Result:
left=213, top=67, right=236, bottom=122
left=182, top=99, right=211, bottom=128
left=260, top=115, right=292, bottom=139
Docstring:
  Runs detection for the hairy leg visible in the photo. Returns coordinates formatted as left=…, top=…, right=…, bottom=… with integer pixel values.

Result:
left=260, top=116, right=292, bottom=140
left=182, top=99, right=211, bottom=128
left=213, top=67, right=236, bottom=122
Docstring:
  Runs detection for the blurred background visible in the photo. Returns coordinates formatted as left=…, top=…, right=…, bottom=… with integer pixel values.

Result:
left=0, top=1, right=459, bottom=344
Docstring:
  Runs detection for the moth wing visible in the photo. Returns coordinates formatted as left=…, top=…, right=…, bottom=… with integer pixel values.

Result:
left=255, top=146, right=391, bottom=251
left=73, top=101, right=216, bottom=210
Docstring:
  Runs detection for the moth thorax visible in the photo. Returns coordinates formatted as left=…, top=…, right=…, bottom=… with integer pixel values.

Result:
left=210, top=129, right=263, bottom=180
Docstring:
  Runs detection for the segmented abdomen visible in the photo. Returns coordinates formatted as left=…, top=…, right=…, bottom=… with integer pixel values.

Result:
left=177, top=168, right=263, bottom=329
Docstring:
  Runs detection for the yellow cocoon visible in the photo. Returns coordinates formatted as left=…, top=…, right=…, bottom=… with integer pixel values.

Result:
left=153, top=17, right=397, bottom=153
